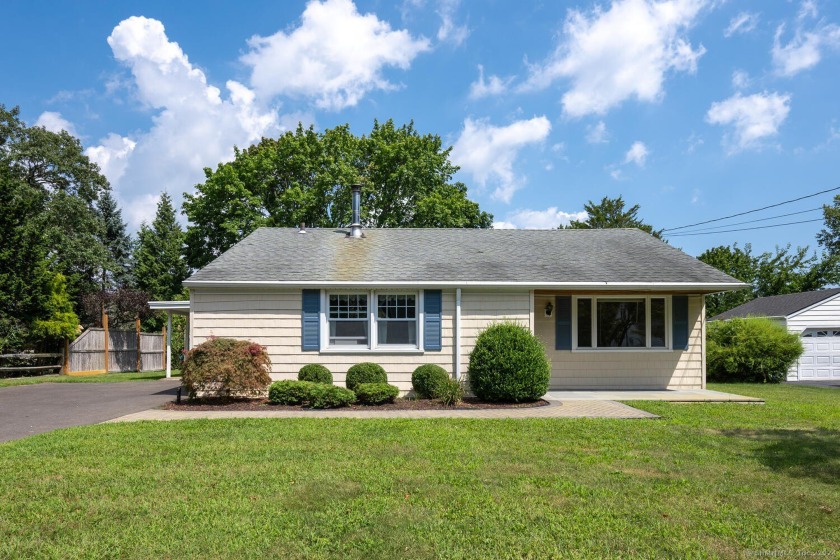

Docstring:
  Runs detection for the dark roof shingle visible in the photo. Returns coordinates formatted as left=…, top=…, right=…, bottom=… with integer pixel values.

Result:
left=185, top=227, right=744, bottom=288
left=711, top=288, right=840, bottom=320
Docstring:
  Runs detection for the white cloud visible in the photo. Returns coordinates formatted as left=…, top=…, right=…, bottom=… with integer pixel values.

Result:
left=586, top=120, right=609, bottom=144
left=241, top=0, right=430, bottom=111
left=34, top=111, right=77, bottom=136
left=521, top=0, right=707, bottom=117
left=724, top=12, right=759, bottom=37
left=772, top=9, right=840, bottom=77
left=624, top=141, right=649, bottom=166
left=468, top=65, right=512, bottom=99
left=86, top=16, right=283, bottom=228
left=493, top=207, right=588, bottom=229
left=436, top=0, right=469, bottom=46
left=450, top=116, right=551, bottom=203
left=731, top=69, right=750, bottom=90
left=706, top=91, right=791, bottom=153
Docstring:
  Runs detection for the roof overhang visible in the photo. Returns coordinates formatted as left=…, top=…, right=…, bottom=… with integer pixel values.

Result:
left=183, top=280, right=749, bottom=294
left=149, top=300, right=190, bottom=315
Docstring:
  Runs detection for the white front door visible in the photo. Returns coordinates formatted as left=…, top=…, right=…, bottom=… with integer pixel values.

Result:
left=796, top=329, right=840, bottom=380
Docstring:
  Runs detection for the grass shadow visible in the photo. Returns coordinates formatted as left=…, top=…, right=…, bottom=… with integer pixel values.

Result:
left=721, top=428, right=839, bottom=485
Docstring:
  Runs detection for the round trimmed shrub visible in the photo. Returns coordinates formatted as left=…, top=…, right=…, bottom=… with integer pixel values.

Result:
left=467, top=322, right=550, bottom=403
left=355, top=383, right=399, bottom=405
left=412, top=364, right=450, bottom=399
left=268, top=380, right=317, bottom=405
left=308, top=384, right=356, bottom=409
left=346, top=362, right=387, bottom=391
left=182, top=337, right=271, bottom=398
left=298, top=364, right=333, bottom=384
left=707, top=317, right=803, bottom=383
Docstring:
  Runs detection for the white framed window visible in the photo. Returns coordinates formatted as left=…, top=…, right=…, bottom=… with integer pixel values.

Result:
left=573, top=295, right=670, bottom=350
left=322, top=290, right=422, bottom=351
left=327, top=293, right=369, bottom=347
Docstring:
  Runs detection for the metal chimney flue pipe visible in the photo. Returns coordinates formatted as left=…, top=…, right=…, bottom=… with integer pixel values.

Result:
left=350, top=184, right=362, bottom=238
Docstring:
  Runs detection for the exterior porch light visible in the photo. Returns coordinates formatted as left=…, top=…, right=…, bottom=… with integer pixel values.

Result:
left=544, top=301, right=554, bottom=318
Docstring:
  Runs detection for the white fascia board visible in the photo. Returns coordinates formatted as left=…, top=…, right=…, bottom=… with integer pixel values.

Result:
left=184, top=280, right=749, bottom=293
left=785, top=291, right=840, bottom=320
left=149, top=300, right=191, bottom=312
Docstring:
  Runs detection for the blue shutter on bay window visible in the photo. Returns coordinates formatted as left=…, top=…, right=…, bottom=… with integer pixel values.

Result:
left=424, top=290, right=442, bottom=351
left=555, top=296, right=572, bottom=350
left=301, top=290, right=320, bottom=351
left=672, top=295, right=689, bottom=351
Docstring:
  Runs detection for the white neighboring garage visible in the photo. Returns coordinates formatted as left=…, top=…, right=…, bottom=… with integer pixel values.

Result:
left=711, top=288, right=840, bottom=381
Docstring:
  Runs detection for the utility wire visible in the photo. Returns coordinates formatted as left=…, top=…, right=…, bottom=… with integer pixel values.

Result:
left=664, top=207, right=822, bottom=234
left=662, top=186, right=840, bottom=232
left=665, top=218, right=823, bottom=237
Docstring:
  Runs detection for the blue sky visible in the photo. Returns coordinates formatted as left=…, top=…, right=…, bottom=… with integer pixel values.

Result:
left=3, top=0, right=839, bottom=257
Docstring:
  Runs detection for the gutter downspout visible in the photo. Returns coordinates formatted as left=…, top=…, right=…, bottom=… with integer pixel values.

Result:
left=455, top=288, right=462, bottom=381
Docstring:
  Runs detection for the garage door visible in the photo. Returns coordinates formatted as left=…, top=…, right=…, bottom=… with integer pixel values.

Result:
left=796, top=329, right=840, bottom=380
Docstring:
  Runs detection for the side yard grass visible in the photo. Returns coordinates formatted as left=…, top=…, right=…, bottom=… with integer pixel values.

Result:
left=0, top=369, right=181, bottom=388
left=0, top=383, right=836, bottom=558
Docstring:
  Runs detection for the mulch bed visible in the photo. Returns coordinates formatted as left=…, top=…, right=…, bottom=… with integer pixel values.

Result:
left=163, top=397, right=550, bottom=412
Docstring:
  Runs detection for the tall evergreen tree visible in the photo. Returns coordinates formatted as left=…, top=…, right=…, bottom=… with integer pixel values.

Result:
left=97, top=190, right=133, bottom=289
left=134, top=193, right=189, bottom=303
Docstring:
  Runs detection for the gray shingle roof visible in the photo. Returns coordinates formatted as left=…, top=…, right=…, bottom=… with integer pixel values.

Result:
left=711, top=288, right=840, bottom=321
left=185, top=227, right=744, bottom=289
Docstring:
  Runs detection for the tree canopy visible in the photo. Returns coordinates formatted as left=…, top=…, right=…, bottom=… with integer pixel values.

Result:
left=183, top=120, right=493, bottom=269
left=698, top=243, right=838, bottom=317
left=566, top=195, right=662, bottom=238
left=134, top=193, right=189, bottom=304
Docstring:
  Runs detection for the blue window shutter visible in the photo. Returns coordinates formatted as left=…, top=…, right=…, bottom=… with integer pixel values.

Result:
left=672, top=295, right=689, bottom=351
left=301, top=290, right=320, bottom=351
left=555, top=296, right=572, bottom=350
left=424, top=290, right=442, bottom=351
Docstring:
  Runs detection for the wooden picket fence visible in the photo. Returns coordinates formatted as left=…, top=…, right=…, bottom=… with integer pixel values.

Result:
left=67, top=328, right=164, bottom=374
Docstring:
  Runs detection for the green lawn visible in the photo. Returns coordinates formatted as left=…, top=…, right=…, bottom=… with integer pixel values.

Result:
left=0, top=383, right=837, bottom=559
left=0, top=369, right=180, bottom=388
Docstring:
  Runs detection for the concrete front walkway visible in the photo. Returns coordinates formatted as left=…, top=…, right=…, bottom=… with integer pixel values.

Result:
left=543, top=389, right=763, bottom=403
left=109, top=399, right=659, bottom=421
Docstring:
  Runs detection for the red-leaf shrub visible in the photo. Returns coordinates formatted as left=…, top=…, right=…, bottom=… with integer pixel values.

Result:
left=182, top=337, right=271, bottom=398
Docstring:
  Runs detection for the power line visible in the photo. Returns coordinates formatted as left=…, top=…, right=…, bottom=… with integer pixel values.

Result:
left=665, top=207, right=822, bottom=234
left=664, top=218, right=823, bottom=237
left=662, top=185, right=840, bottom=232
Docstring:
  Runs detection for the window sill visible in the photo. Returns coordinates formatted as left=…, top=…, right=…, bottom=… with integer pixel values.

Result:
left=320, top=347, right=425, bottom=355
left=572, top=347, right=675, bottom=353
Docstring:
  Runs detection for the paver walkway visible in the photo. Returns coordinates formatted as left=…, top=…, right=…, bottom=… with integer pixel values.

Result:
left=109, top=399, right=658, bottom=421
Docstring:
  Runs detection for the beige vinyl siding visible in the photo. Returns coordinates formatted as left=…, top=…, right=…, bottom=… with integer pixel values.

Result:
left=192, top=289, right=453, bottom=393
left=459, top=291, right=533, bottom=378
left=534, top=294, right=705, bottom=390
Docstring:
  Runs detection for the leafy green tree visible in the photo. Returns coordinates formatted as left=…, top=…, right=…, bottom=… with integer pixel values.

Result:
left=134, top=193, right=189, bottom=306
left=698, top=243, right=838, bottom=317
left=183, top=120, right=492, bottom=269
left=30, top=273, right=79, bottom=343
left=97, top=190, right=133, bottom=289
left=817, top=194, right=840, bottom=254
left=567, top=195, right=663, bottom=238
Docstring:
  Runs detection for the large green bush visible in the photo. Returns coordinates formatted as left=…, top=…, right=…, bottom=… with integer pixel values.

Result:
left=268, top=380, right=318, bottom=405
left=182, top=338, right=271, bottom=398
left=298, top=364, right=333, bottom=384
left=707, top=318, right=803, bottom=383
left=346, top=362, right=387, bottom=391
left=355, top=383, right=399, bottom=405
left=468, top=322, right=550, bottom=402
left=411, top=364, right=450, bottom=399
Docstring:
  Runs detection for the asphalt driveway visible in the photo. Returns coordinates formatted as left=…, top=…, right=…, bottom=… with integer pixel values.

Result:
left=0, top=379, right=181, bottom=442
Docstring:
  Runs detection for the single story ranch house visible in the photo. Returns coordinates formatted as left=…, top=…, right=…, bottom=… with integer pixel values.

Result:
left=167, top=190, right=745, bottom=393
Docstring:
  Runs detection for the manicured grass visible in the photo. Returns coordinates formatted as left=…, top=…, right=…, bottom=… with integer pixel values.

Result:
left=0, top=384, right=837, bottom=559
left=0, top=369, right=180, bottom=388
